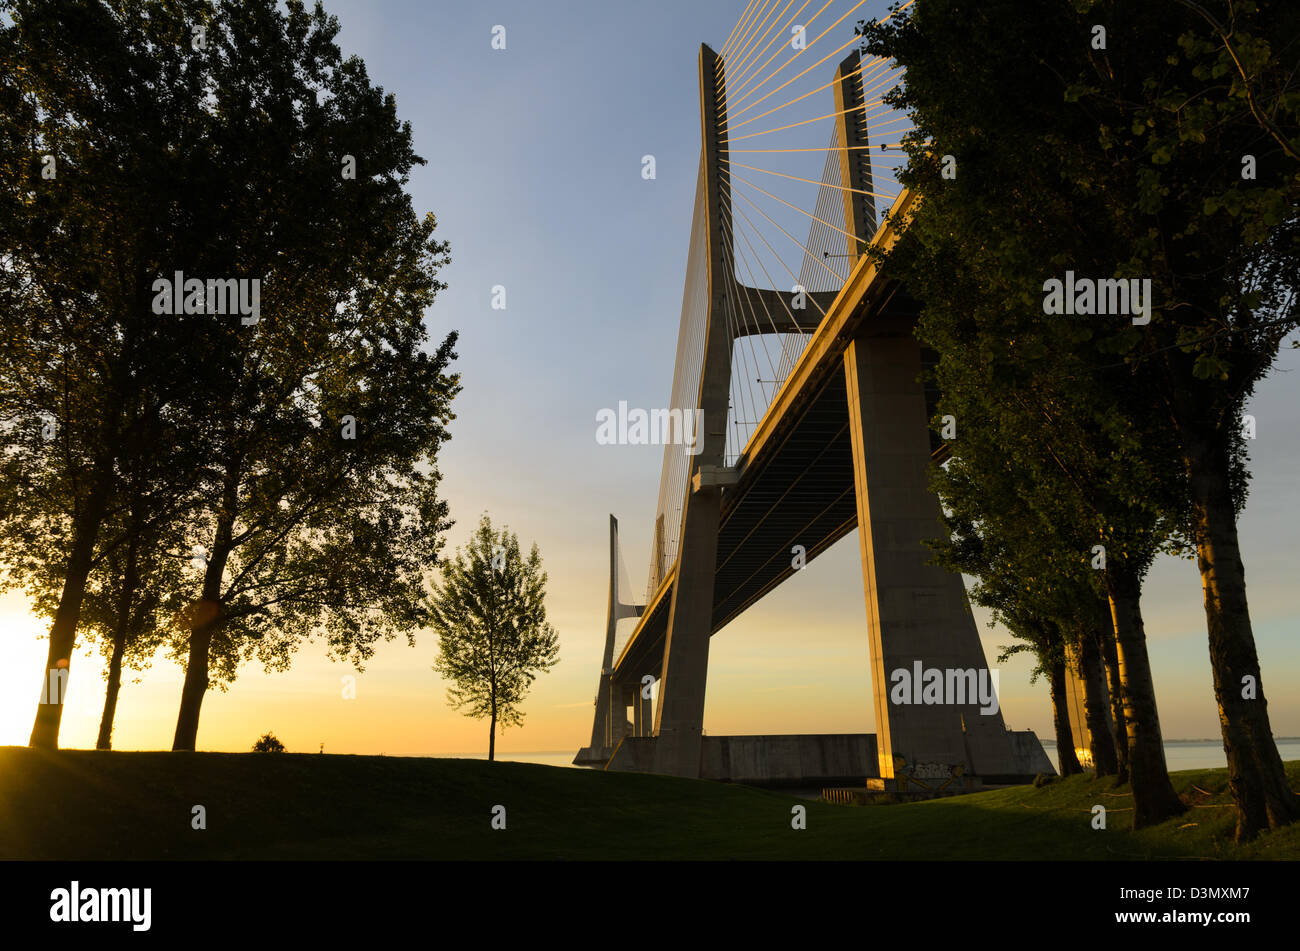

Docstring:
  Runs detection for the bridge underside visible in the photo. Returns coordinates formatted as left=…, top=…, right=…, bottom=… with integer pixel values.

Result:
left=594, top=272, right=1050, bottom=786
left=612, top=285, right=933, bottom=683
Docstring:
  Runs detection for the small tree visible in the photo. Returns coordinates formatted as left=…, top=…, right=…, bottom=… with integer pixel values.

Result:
left=429, top=515, right=560, bottom=761
left=252, top=732, right=285, bottom=753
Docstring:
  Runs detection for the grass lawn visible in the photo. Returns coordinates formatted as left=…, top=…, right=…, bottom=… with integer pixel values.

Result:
left=2, top=746, right=1298, bottom=860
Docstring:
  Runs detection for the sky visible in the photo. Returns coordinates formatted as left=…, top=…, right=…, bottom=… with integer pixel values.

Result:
left=1, top=0, right=1298, bottom=756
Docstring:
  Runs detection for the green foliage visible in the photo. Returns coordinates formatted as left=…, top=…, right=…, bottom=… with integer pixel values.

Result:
left=0, top=0, right=461, bottom=739
left=856, top=0, right=1295, bottom=665
left=863, top=0, right=1299, bottom=427
left=429, top=515, right=560, bottom=739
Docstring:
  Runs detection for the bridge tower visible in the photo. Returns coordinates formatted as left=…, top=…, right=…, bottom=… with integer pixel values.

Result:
left=583, top=41, right=1049, bottom=789
left=649, top=43, right=735, bottom=777
left=574, top=515, right=647, bottom=766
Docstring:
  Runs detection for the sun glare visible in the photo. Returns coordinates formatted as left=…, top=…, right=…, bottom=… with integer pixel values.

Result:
left=0, top=600, right=49, bottom=746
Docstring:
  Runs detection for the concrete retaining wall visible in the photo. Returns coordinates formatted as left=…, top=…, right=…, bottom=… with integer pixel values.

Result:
left=699, top=733, right=878, bottom=786
left=602, top=730, right=1053, bottom=787
left=605, top=733, right=877, bottom=786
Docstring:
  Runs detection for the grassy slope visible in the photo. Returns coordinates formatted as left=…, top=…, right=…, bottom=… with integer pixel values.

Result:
left=1, top=747, right=1297, bottom=860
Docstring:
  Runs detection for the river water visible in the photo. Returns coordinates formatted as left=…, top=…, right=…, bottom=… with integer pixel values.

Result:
left=1040, top=738, right=1300, bottom=773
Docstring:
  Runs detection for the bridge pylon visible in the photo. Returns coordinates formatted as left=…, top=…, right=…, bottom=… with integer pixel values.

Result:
left=833, top=49, right=875, bottom=264
left=646, top=43, right=734, bottom=778
left=574, top=515, right=645, bottom=766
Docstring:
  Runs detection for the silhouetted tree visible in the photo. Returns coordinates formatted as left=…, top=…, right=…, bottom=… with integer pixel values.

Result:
left=1, top=0, right=234, bottom=749
left=159, top=0, right=460, bottom=751
left=252, top=732, right=286, bottom=753
left=430, top=516, right=560, bottom=761
left=0, top=0, right=459, bottom=750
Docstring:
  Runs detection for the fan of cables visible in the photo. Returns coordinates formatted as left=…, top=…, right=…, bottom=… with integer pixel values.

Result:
left=715, top=0, right=914, bottom=464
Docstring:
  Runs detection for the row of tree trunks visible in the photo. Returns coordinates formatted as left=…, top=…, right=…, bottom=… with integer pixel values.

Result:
left=1078, top=627, right=1118, bottom=777
left=1107, top=567, right=1187, bottom=827
left=28, top=463, right=114, bottom=750
left=27, top=303, right=138, bottom=751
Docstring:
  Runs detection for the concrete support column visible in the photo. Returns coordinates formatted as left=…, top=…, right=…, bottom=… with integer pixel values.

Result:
left=577, top=515, right=647, bottom=764
left=844, top=330, right=1019, bottom=780
left=636, top=689, right=653, bottom=738
left=632, top=684, right=650, bottom=737
left=651, top=43, right=732, bottom=779
left=585, top=517, right=622, bottom=756
left=652, top=487, right=723, bottom=775
left=619, top=683, right=637, bottom=740
left=594, top=673, right=612, bottom=748
left=609, top=679, right=631, bottom=747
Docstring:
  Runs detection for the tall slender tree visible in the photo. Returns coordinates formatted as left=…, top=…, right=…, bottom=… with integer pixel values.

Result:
left=429, top=516, right=561, bottom=761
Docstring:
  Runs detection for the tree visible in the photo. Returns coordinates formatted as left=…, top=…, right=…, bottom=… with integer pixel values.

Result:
left=0, top=0, right=459, bottom=750
left=907, top=215, right=1188, bottom=821
left=6, top=380, right=200, bottom=750
left=167, top=244, right=459, bottom=751
left=1, top=0, right=234, bottom=749
left=252, top=732, right=286, bottom=753
left=81, top=479, right=189, bottom=751
left=862, top=0, right=1298, bottom=838
left=156, top=0, right=460, bottom=751
left=429, top=515, right=560, bottom=761
left=1083, top=0, right=1300, bottom=841
left=930, top=406, right=1152, bottom=789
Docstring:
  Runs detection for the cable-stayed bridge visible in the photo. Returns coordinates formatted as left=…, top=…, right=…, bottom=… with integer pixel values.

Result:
left=576, top=1, right=1051, bottom=790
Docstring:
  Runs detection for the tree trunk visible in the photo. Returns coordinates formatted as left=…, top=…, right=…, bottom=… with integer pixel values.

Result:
left=1183, top=427, right=1300, bottom=839
left=1107, top=567, right=1186, bottom=827
left=96, top=635, right=126, bottom=751
left=488, top=703, right=496, bottom=763
left=97, top=522, right=141, bottom=751
left=1095, top=615, right=1130, bottom=784
left=172, top=479, right=236, bottom=752
left=29, top=467, right=113, bottom=750
left=172, top=618, right=216, bottom=751
left=1049, top=656, right=1083, bottom=777
left=1078, top=627, right=1118, bottom=777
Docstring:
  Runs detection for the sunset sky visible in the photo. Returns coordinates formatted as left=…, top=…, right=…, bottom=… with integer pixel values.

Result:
left=2, top=0, right=1297, bottom=757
